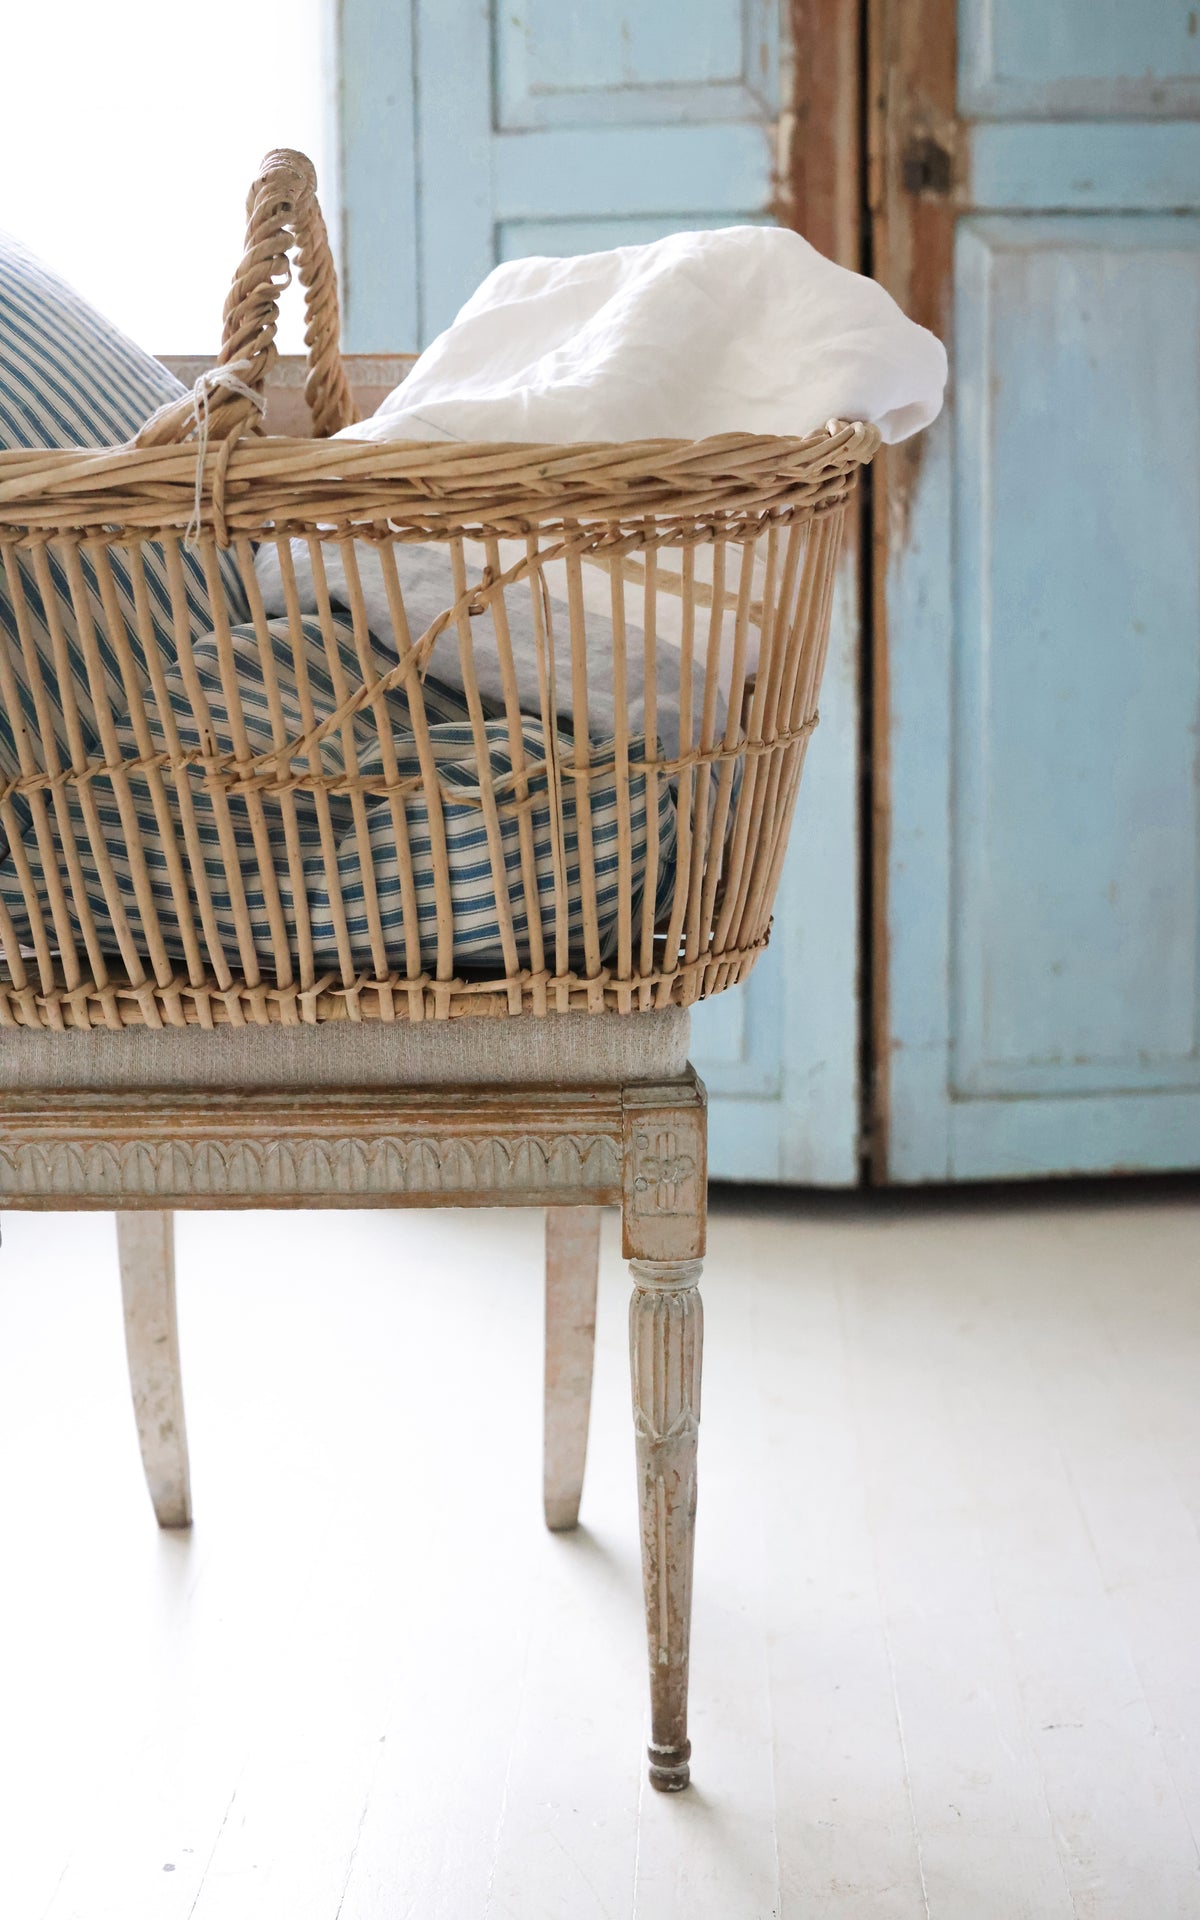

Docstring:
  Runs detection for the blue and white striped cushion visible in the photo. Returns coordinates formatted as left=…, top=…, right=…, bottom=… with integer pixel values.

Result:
left=0, top=230, right=248, bottom=786
left=0, top=612, right=676, bottom=975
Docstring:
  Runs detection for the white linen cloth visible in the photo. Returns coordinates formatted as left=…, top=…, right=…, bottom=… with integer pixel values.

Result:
left=350, top=224, right=945, bottom=449
left=256, top=226, right=945, bottom=745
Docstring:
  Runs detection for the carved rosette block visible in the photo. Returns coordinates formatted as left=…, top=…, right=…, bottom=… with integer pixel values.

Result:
left=621, top=1080, right=706, bottom=1265
left=629, top=1257, right=704, bottom=1791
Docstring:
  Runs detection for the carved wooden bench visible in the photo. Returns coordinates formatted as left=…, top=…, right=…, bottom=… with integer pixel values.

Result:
left=0, top=1007, right=706, bottom=1792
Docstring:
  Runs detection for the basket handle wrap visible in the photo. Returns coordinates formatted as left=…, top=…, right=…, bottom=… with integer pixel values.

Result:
left=137, top=148, right=358, bottom=447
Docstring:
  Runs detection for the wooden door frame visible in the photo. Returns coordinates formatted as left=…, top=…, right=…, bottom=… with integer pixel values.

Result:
left=777, top=1, right=862, bottom=268
left=775, top=1, right=874, bottom=1182
left=865, top=0, right=958, bottom=1179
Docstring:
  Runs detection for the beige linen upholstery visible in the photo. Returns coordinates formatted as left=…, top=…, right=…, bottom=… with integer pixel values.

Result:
left=0, top=1008, right=690, bottom=1092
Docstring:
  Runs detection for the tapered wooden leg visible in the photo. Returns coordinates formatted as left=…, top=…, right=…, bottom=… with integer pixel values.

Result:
left=622, top=1076, right=707, bottom=1791
left=115, top=1211, right=191, bottom=1529
left=629, top=1256, right=703, bottom=1790
left=543, top=1205, right=601, bottom=1531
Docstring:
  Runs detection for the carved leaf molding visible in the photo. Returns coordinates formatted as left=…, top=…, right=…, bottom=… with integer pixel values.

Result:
left=0, top=1130, right=621, bottom=1200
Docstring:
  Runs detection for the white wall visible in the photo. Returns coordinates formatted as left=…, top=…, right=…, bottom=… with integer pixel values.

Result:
left=0, top=1, right=334, bottom=354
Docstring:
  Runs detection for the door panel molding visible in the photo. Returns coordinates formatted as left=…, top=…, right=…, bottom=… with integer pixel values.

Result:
left=871, top=0, right=1200, bottom=1181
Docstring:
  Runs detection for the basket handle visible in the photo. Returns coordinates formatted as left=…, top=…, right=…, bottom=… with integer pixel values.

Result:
left=137, top=148, right=358, bottom=447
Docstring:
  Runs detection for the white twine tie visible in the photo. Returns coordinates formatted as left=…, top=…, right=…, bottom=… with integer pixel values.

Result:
left=184, top=360, right=266, bottom=549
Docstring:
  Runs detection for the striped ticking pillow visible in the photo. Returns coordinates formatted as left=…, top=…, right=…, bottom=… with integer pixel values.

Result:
left=0, top=229, right=249, bottom=791
left=0, top=613, right=677, bottom=978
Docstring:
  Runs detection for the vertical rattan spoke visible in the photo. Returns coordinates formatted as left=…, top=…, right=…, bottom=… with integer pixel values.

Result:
left=525, top=534, right=572, bottom=1010
left=271, top=537, right=357, bottom=1002
left=0, top=543, right=82, bottom=1009
left=375, top=542, right=457, bottom=997
left=449, top=536, right=523, bottom=990
left=484, top=534, right=546, bottom=1014
left=337, top=537, right=424, bottom=1018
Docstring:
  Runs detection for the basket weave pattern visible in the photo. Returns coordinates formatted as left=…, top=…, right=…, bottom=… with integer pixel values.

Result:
left=0, top=151, right=877, bottom=1031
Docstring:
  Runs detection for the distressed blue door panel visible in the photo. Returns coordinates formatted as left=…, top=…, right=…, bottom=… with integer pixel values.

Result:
left=339, top=0, right=421, bottom=352
left=969, top=122, right=1200, bottom=211
left=495, top=0, right=778, bottom=127
left=952, top=218, right=1200, bottom=1100
left=491, top=123, right=773, bottom=218
left=497, top=213, right=768, bottom=261
left=960, top=0, right=1200, bottom=118
left=339, top=0, right=863, bottom=1182
left=883, top=1, right=1200, bottom=1180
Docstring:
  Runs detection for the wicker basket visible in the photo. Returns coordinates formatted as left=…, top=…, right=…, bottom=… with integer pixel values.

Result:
left=0, top=150, right=877, bottom=1032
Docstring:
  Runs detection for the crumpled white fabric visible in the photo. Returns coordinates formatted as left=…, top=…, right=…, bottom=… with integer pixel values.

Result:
left=339, top=224, right=946, bottom=449
left=256, top=227, right=945, bottom=744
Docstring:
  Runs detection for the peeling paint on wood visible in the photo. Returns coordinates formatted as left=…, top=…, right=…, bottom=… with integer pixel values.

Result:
left=866, top=0, right=958, bottom=1179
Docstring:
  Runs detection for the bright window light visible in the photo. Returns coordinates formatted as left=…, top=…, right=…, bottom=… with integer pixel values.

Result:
left=0, top=0, right=335, bottom=355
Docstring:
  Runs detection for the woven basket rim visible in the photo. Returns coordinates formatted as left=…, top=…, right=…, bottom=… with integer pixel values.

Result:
left=0, top=420, right=880, bottom=534
left=0, top=418, right=877, bottom=468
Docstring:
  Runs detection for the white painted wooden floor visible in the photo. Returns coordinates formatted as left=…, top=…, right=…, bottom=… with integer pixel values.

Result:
left=1, top=1185, right=1199, bottom=1919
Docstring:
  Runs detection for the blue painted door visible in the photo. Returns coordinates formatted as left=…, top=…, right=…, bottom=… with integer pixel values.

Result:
left=338, top=0, right=865, bottom=1182
left=873, top=0, right=1200, bottom=1179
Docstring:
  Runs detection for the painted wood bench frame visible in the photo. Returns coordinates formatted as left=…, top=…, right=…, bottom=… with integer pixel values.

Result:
left=1, top=1068, right=707, bottom=1792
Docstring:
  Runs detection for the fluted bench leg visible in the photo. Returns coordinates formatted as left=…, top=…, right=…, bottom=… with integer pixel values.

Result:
left=621, top=1079, right=707, bottom=1791
left=630, top=1254, right=703, bottom=1791
left=116, top=1211, right=191, bottom=1529
left=543, top=1205, right=601, bottom=1531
